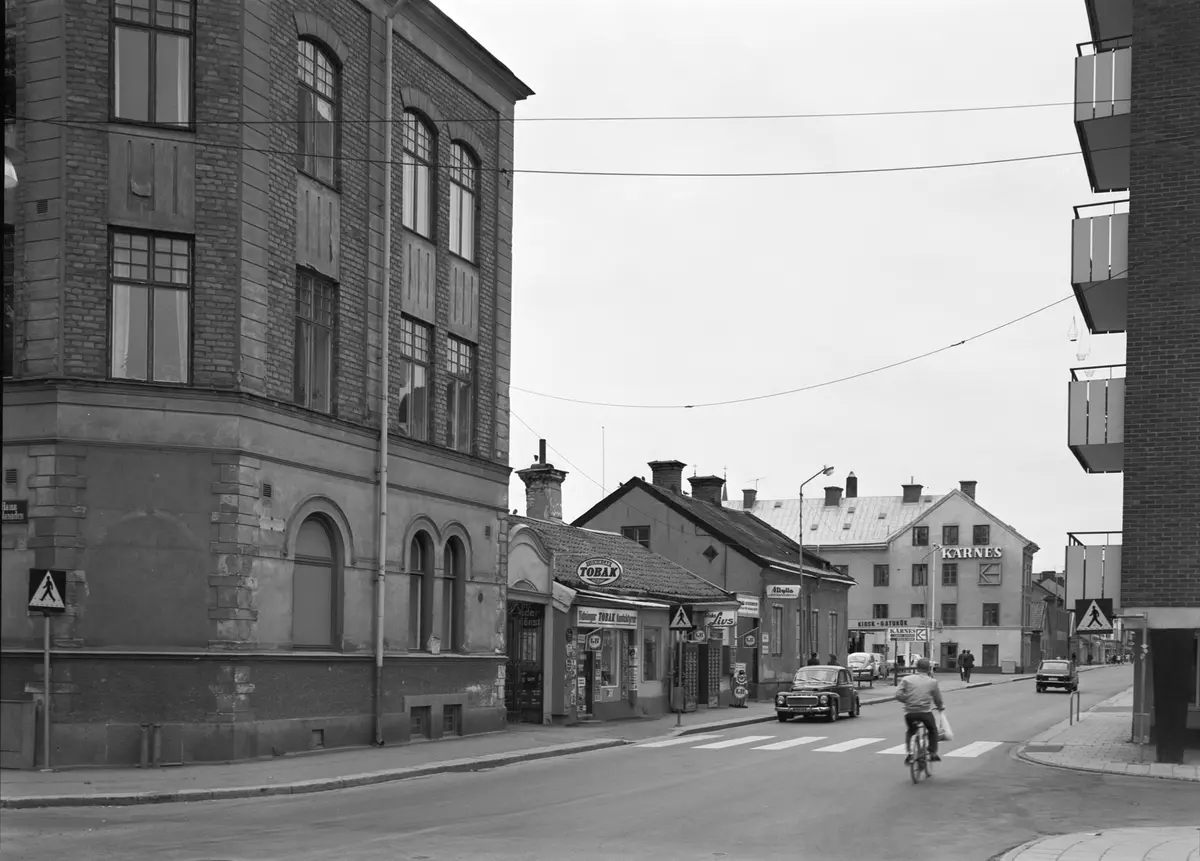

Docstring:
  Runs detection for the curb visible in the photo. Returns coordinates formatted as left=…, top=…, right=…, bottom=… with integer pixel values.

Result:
left=0, top=738, right=631, bottom=810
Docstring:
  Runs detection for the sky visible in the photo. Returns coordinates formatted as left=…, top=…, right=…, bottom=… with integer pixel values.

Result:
left=435, top=0, right=1128, bottom=570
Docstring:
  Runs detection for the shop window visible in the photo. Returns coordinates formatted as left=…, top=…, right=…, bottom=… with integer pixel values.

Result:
left=979, top=563, right=1002, bottom=586
left=942, top=563, right=958, bottom=586
left=112, top=0, right=193, bottom=127
left=982, top=603, right=1000, bottom=627
left=296, top=38, right=339, bottom=187
left=912, top=526, right=929, bottom=546
left=401, top=110, right=434, bottom=238
left=642, top=627, right=660, bottom=681
left=973, top=524, right=991, bottom=546
left=981, top=644, right=999, bottom=667
left=771, top=605, right=783, bottom=657
left=397, top=316, right=431, bottom=441
left=873, top=565, right=889, bottom=587
left=441, top=536, right=466, bottom=651
left=942, top=525, right=959, bottom=546
left=911, top=603, right=926, bottom=619
left=621, top=525, right=651, bottom=548
left=941, top=603, right=957, bottom=626
left=872, top=603, right=889, bottom=619
left=293, top=516, right=338, bottom=648
left=599, top=629, right=620, bottom=686
left=109, top=230, right=192, bottom=384
left=445, top=335, right=475, bottom=453
left=448, top=142, right=477, bottom=261
left=408, top=530, right=434, bottom=650
left=294, top=269, right=337, bottom=413
left=809, top=608, right=819, bottom=655
left=911, top=564, right=928, bottom=587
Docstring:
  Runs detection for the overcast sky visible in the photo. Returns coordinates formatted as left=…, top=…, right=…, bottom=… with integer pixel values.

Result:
left=436, top=0, right=1127, bottom=569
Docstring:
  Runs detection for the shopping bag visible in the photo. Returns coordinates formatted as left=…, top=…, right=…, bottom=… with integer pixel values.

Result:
left=937, top=709, right=954, bottom=742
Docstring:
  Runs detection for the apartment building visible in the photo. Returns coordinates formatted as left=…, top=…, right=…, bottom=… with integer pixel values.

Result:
left=1, top=0, right=532, bottom=767
left=735, top=474, right=1040, bottom=674
left=1065, top=0, right=1198, bottom=762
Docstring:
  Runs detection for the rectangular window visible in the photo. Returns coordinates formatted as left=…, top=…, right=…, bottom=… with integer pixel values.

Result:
left=941, top=603, right=957, bottom=626
left=112, top=0, right=193, bottom=126
left=643, top=627, right=660, bottom=681
left=809, top=608, right=819, bottom=655
left=942, top=563, right=958, bottom=587
left=448, top=144, right=476, bottom=261
left=109, top=230, right=191, bottom=383
left=292, top=559, right=333, bottom=647
left=912, top=526, right=929, bottom=546
left=982, top=644, right=999, bottom=667
left=832, top=564, right=849, bottom=576
left=401, top=112, right=434, bottom=238
left=873, top=565, right=889, bottom=587
left=982, top=603, right=1000, bottom=626
left=620, top=526, right=651, bottom=548
left=771, top=605, right=783, bottom=657
left=397, top=316, right=431, bottom=440
left=296, top=39, right=339, bottom=187
left=828, top=611, right=838, bottom=658
left=942, top=524, right=959, bottom=546
left=294, top=269, right=336, bottom=412
left=2, top=227, right=13, bottom=378
left=445, top=335, right=475, bottom=453
left=872, top=603, right=889, bottom=620
left=599, top=629, right=620, bottom=687
left=440, top=575, right=455, bottom=651
left=973, top=524, right=991, bottom=546
left=408, top=574, right=421, bottom=650
left=979, top=563, right=1002, bottom=586
left=911, top=603, right=926, bottom=619
left=911, top=564, right=928, bottom=587
left=796, top=608, right=803, bottom=659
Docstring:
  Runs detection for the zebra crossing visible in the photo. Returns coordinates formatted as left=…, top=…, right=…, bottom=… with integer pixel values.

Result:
left=638, top=733, right=1005, bottom=758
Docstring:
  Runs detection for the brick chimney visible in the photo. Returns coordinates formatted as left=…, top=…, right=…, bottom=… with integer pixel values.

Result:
left=824, top=486, right=843, bottom=507
left=846, top=471, right=858, bottom=499
left=516, top=440, right=568, bottom=522
left=648, top=460, right=686, bottom=495
left=688, top=474, right=725, bottom=506
left=960, top=480, right=977, bottom=500
left=742, top=488, right=757, bottom=510
left=901, top=481, right=923, bottom=504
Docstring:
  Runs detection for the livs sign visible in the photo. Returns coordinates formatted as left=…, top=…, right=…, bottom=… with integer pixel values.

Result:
left=576, top=557, right=623, bottom=587
left=941, top=546, right=1003, bottom=560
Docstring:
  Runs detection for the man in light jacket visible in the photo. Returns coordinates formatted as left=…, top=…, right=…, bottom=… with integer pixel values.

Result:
left=894, top=657, right=945, bottom=763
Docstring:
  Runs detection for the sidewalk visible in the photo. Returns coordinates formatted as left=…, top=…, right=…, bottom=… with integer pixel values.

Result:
left=993, top=827, right=1199, bottom=861
left=0, top=665, right=1061, bottom=809
left=1017, top=686, right=1200, bottom=783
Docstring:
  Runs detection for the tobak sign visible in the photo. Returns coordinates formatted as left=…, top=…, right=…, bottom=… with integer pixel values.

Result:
left=576, top=557, right=623, bottom=587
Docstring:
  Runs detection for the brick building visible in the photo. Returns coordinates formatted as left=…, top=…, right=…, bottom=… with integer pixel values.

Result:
left=1, top=0, right=533, bottom=766
left=1065, top=0, right=1198, bottom=762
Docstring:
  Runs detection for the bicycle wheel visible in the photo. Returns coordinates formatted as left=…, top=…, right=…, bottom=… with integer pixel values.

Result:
left=909, top=731, right=923, bottom=784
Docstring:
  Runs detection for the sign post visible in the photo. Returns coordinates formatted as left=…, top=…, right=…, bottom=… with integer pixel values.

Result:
left=669, top=604, right=695, bottom=727
left=28, top=569, right=67, bottom=771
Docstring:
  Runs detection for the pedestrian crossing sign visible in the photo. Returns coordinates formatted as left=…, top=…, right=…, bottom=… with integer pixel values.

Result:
left=669, top=604, right=694, bottom=631
left=1073, top=598, right=1114, bottom=634
left=28, top=569, right=67, bottom=613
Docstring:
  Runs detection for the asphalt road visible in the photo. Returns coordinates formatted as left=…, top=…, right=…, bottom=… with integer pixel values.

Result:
left=4, top=666, right=1196, bottom=861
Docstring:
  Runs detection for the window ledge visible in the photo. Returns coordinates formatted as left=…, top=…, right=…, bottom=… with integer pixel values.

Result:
left=108, top=120, right=197, bottom=140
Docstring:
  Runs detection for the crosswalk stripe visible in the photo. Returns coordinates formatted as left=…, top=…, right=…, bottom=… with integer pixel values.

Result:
left=639, top=734, right=724, bottom=748
left=877, top=744, right=910, bottom=755
left=752, top=736, right=827, bottom=751
left=692, top=735, right=776, bottom=750
left=813, top=737, right=888, bottom=753
left=942, top=741, right=1004, bottom=758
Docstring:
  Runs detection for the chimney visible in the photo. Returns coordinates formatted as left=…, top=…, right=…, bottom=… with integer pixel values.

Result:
left=959, top=480, right=977, bottom=500
left=823, top=486, right=843, bottom=507
left=742, top=488, right=757, bottom=510
left=901, top=481, right=923, bottom=504
left=688, top=474, right=725, bottom=506
left=648, top=460, right=686, bottom=495
left=515, top=439, right=568, bottom=522
left=845, top=471, right=858, bottom=499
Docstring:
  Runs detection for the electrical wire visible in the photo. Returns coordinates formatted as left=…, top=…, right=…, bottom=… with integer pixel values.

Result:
left=12, top=114, right=1174, bottom=180
left=511, top=232, right=1199, bottom=410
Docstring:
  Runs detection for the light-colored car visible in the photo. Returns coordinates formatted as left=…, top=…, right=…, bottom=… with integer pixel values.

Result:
left=847, top=652, right=886, bottom=680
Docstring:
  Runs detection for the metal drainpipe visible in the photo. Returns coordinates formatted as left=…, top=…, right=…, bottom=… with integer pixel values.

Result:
left=374, top=0, right=407, bottom=747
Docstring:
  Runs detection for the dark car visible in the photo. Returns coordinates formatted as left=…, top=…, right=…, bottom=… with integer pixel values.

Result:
left=775, top=666, right=861, bottom=722
left=1035, top=659, right=1079, bottom=693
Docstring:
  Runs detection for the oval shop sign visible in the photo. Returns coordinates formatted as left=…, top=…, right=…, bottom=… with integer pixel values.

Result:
left=576, top=557, right=623, bottom=587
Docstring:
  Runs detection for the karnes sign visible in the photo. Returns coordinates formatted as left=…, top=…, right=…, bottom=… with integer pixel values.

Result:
left=576, top=557, right=623, bottom=587
left=942, top=546, right=1002, bottom=560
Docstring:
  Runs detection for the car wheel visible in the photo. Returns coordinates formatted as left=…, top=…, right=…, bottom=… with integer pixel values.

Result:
left=1037, top=685, right=1044, bottom=692
left=828, top=702, right=838, bottom=723
left=777, top=713, right=789, bottom=722
left=849, top=697, right=860, bottom=718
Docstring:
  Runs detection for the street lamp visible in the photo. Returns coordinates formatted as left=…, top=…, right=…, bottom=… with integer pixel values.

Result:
left=921, top=543, right=943, bottom=663
left=798, top=465, right=834, bottom=660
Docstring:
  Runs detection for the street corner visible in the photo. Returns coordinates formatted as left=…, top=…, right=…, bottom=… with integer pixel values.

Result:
left=990, top=827, right=1200, bottom=861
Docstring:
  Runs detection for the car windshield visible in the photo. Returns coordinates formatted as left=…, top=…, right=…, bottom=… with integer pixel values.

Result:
left=848, top=653, right=871, bottom=663
left=1040, top=661, right=1070, bottom=673
left=794, top=668, right=838, bottom=685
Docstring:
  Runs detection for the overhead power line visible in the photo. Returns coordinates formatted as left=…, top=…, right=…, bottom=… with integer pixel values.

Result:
left=511, top=232, right=1199, bottom=410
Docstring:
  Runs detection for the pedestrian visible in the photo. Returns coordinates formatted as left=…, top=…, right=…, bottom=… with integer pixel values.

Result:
left=956, top=650, right=966, bottom=682
left=828, top=652, right=838, bottom=666
left=962, top=649, right=974, bottom=683
left=897, top=654, right=906, bottom=669
left=807, top=652, right=821, bottom=666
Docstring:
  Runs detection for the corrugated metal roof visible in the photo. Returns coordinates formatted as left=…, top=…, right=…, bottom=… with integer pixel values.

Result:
left=510, top=516, right=732, bottom=603
left=726, top=495, right=944, bottom=546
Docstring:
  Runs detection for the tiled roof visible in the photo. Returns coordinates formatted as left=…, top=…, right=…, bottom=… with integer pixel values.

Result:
left=727, top=494, right=944, bottom=547
left=510, top=516, right=733, bottom=603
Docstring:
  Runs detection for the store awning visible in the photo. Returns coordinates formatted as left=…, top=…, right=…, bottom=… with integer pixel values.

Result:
left=573, top=589, right=671, bottom=610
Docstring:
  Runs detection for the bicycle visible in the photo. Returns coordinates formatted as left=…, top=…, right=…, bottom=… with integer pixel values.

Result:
left=909, top=722, right=933, bottom=784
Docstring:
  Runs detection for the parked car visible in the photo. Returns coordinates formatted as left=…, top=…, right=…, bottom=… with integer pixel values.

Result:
left=1035, top=659, right=1079, bottom=693
left=775, top=666, right=861, bottom=722
left=847, top=652, right=886, bottom=680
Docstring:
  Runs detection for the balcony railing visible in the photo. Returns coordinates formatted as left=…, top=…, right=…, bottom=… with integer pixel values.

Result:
left=1065, top=531, right=1122, bottom=613
left=1074, top=38, right=1132, bottom=193
left=1067, top=364, right=1125, bottom=474
left=1071, top=200, right=1129, bottom=334
left=1084, top=0, right=1132, bottom=47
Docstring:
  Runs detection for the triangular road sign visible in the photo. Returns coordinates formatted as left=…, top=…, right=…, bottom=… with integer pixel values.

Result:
left=29, top=570, right=66, bottom=610
left=1075, top=599, right=1113, bottom=633
left=670, top=605, right=694, bottom=631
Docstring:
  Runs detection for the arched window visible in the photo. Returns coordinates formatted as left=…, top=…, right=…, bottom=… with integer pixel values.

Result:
left=294, top=516, right=337, bottom=647
left=297, top=39, right=339, bottom=187
left=401, top=111, right=434, bottom=238
left=448, top=143, right=477, bottom=261
left=408, top=530, right=434, bottom=649
left=441, top=537, right=467, bottom=650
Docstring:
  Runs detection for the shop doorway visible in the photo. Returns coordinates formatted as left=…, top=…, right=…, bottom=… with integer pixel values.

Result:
left=505, top=601, right=544, bottom=723
left=940, top=641, right=958, bottom=673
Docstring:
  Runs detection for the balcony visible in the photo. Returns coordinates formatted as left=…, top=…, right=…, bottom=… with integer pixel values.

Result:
left=1071, top=200, right=1128, bottom=334
left=1074, top=38, right=1131, bottom=193
left=1067, top=364, right=1125, bottom=474
left=1065, top=531, right=1122, bottom=611
left=1084, top=0, right=1132, bottom=46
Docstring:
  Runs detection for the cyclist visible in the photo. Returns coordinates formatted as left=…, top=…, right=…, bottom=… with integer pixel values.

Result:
left=894, top=657, right=945, bottom=764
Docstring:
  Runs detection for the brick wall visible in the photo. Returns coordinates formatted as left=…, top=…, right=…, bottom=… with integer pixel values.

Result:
left=1121, top=0, right=1200, bottom=608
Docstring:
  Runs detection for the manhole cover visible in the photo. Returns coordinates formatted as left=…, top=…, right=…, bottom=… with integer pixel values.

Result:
left=1024, top=744, right=1064, bottom=753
